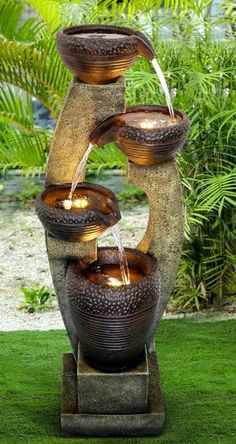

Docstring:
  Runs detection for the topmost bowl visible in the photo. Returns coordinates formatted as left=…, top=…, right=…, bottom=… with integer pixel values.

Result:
left=56, top=24, right=155, bottom=84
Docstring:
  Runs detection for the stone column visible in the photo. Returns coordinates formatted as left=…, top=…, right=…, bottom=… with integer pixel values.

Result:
left=45, top=78, right=125, bottom=356
left=46, top=78, right=125, bottom=185
left=128, top=160, right=184, bottom=348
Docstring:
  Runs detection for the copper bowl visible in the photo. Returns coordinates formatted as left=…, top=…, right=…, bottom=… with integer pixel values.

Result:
left=35, top=183, right=120, bottom=243
left=66, top=247, right=160, bottom=371
left=90, top=105, right=190, bottom=165
left=56, top=25, right=154, bottom=84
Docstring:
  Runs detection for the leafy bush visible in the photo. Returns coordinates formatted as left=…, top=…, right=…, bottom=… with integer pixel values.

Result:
left=19, top=283, right=54, bottom=313
left=16, top=182, right=43, bottom=202
left=117, top=184, right=146, bottom=202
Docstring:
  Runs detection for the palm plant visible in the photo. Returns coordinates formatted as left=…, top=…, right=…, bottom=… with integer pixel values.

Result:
left=0, top=0, right=235, bottom=308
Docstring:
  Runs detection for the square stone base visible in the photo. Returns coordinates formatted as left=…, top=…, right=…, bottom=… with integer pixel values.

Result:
left=61, top=351, right=165, bottom=436
left=77, top=345, right=149, bottom=414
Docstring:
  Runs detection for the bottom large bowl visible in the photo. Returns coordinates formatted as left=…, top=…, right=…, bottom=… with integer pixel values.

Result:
left=66, top=247, right=160, bottom=371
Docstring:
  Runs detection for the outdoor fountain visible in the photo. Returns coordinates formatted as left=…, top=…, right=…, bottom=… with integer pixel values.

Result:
left=35, top=24, right=190, bottom=436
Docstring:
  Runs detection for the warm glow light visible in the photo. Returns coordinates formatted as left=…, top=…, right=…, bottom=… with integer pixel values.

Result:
left=139, top=119, right=156, bottom=129
left=107, top=277, right=124, bottom=287
left=62, top=199, right=72, bottom=210
left=62, top=197, right=88, bottom=210
left=73, top=197, right=89, bottom=209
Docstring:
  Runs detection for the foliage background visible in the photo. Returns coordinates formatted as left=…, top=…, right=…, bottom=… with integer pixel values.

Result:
left=0, top=0, right=235, bottom=309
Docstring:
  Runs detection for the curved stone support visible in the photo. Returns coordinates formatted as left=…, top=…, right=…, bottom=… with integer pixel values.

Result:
left=128, top=160, right=184, bottom=346
left=46, top=233, right=97, bottom=357
left=46, top=77, right=125, bottom=186
left=45, top=78, right=126, bottom=356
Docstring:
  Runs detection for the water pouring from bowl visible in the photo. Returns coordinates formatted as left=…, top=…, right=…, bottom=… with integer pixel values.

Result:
left=56, top=24, right=174, bottom=118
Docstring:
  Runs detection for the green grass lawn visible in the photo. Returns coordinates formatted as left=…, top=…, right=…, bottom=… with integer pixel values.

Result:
left=0, top=319, right=235, bottom=444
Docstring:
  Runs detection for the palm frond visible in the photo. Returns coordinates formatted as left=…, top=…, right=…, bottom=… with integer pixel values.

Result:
left=196, top=170, right=236, bottom=216
left=61, top=0, right=98, bottom=25
left=207, top=109, right=236, bottom=142
left=0, top=0, right=23, bottom=39
left=0, top=126, right=51, bottom=170
left=26, top=0, right=61, bottom=31
left=0, top=37, right=70, bottom=116
left=26, top=0, right=98, bottom=30
left=87, top=144, right=126, bottom=172
left=16, top=17, right=48, bottom=42
left=0, top=84, right=34, bottom=130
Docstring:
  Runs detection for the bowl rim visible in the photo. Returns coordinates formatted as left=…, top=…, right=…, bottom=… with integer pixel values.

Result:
left=67, top=246, right=159, bottom=293
left=90, top=104, right=190, bottom=148
left=58, top=24, right=153, bottom=50
left=35, top=182, right=121, bottom=227
left=56, top=24, right=155, bottom=61
left=39, top=182, right=117, bottom=212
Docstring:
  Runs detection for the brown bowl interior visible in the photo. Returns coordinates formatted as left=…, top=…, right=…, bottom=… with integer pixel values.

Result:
left=35, top=183, right=121, bottom=242
left=83, top=247, right=150, bottom=285
left=43, top=185, right=114, bottom=216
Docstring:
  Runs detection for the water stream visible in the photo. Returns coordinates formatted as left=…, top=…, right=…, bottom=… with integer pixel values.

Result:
left=111, top=223, right=130, bottom=286
left=67, top=143, right=130, bottom=286
left=67, top=56, right=173, bottom=285
left=68, top=143, right=94, bottom=200
left=152, top=58, right=174, bottom=119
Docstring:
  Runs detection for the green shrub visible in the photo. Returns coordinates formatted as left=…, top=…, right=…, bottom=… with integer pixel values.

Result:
left=16, top=182, right=43, bottom=202
left=19, top=283, right=54, bottom=313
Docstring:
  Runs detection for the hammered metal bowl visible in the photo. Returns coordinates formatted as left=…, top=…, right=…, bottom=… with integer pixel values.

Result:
left=35, top=183, right=120, bottom=243
left=91, top=105, right=190, bottom=165
left=56, top=25, right=154, bottom=84
left=66, top=247, right=160, bottom=371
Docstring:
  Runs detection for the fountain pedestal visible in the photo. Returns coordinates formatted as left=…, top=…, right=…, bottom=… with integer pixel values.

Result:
left=61, top=351, right=164, bottom=436
left=77, top=345, right=149, bottom=414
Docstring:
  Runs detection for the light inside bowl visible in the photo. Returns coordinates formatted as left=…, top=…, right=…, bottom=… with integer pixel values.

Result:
left=139, top=119, right=157, bottom=129
left=120, top=111, right=181, bottom=129
left=84, top=263, right=144, bottom=288
left=107, top=276, right=124, bottom=287
left=44, top=186, right=115, bottom=216
left=61, top=196, right=89, bottom=211
left=62, top=199, right=72, bottom=210
left=73, top=197, right=89, bottom=209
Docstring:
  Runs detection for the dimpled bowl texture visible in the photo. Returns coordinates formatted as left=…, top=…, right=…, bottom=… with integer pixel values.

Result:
left=66, top=247, right=160, bottom=371
left=56, top=24, right=154, bottom=84
left=35, top=183, right=120, bottom=243
left=90, top=105, right=190, bottom=165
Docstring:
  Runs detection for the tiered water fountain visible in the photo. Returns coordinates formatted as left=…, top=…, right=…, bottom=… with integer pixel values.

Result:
left=35, top=25, right=190, bottom=436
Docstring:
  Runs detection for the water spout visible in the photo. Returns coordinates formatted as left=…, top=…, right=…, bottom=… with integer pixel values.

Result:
left=134, top=34, right=155, bottom=60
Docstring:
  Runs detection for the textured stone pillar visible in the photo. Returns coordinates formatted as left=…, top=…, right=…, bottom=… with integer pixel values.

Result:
left=45, top=78, right=126, bottom=356
left=128, top=160, right=184, bottom=347
left=46, top=234, right=97, bottom=356
left=46, top=77, right=125, bottom=185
